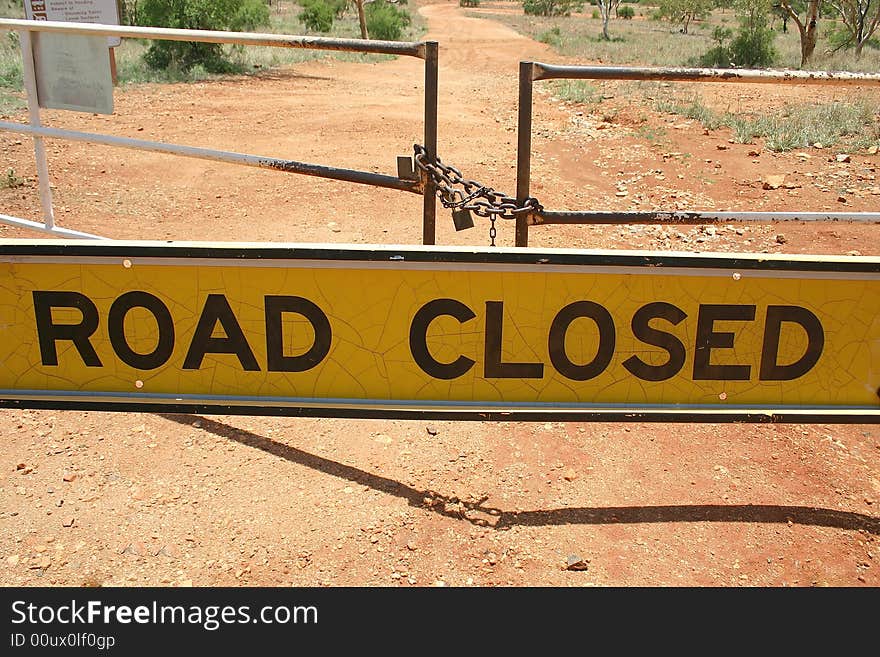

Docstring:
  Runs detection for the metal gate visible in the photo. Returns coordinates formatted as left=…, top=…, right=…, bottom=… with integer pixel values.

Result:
left=513, top=62, right=880, bottom=247
left=0, top=18, right=440, bottom=243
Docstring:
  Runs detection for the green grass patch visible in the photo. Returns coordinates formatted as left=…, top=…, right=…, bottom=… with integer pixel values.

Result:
left=650, top=90, right=880, bottom=152
left=1, top=167, right=26, bottom=188
left=551, top=79, right=602, bottom=104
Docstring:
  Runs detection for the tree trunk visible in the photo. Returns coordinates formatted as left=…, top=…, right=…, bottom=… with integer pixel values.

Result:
left=800, top=1, right=820, bottom=67
left=356, top=0, right=368, bottom=40
left=855, top=39, right=864, bottom=58
left=781, top=0, right=819, bottom=68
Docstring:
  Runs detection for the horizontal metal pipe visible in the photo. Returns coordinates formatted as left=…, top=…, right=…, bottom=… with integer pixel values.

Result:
left=531, top=63, right=880, bottom=85
left=0, top=18, right=427, bottom=58
left=0, top=213, right=104, bottom=239
left=0, top=122, right=421, bottom=194
left=534, top=210, right=880, bottom=225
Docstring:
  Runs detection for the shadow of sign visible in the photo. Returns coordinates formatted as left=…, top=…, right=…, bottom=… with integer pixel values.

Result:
left=158, top=413, right=880, bottom=536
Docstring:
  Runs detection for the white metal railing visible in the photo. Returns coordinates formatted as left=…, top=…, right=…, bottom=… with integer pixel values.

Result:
left=0, top=18, right=437, bottom=240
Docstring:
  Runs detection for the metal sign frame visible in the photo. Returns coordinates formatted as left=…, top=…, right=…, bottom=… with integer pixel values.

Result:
left=1, top=240, right=878, bottom=423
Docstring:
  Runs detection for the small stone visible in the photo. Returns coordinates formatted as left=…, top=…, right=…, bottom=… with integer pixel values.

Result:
left=7, top=555, right=19, bottom=566
left=16, top=462, right=26, bottom=470
left=836, top=154, right=851, bottom=163
left=432, top=580, right=447, bottom=587
left=563, top=469, right=578, bottom=482
left=30, top=555, right=51, bottom=570
left=704, top=225, right=717, bottom=236
left=374, top=434, right=392, bottom=445
left=837, top=195, right=848, bottom=203
left=847, top=250, right=862, bottom=256
left=61, top=516, right=75, bottom=528
left=425, top=425, right=439, bottom=436
left=716, top=144, right=729, bottom=150
left=565, top=554, right=590, bottom=571
left=748, top=149, right=761, bottom=157
left=762, top=175, right=786, bottom=190
left=192, top=420, right=201, bottom=428
left=159, top=544, right=178, bottom=558
left=62, top=472, right=76, bottom=482
left=867, top=145, right=878, bottom=155
left=775, top=234, right=787, bottom=244
left=813, top=142, right=824, bottom=149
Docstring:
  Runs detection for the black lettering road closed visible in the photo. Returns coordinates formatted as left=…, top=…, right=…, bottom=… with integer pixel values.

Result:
left=1, top=243, right=878, bottom=420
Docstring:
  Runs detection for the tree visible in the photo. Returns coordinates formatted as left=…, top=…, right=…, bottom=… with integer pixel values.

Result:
left=778, top=0, right=821, bottom=66
left=137, top=0, right=270, bottom=72
left=597, top=0, right=620, bottom=39
left=355, top=0, right=369, bottom=39
left=828, top=0, right=880, bottom=57
left=658, top=0, right=714, bottom=33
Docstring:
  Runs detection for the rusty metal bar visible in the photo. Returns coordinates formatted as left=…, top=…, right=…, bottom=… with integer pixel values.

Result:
left=516, top=61, right=534, bottom=248
left=0, top=18, right=427, bottom=58
left=422, top=41, right=439, bottom=245
left=515, top=61, right=880, bottom=247
left=531, top=63, right=880, bottom=85
left=0, top=122, right=421, bottom=193
left=535, top=211, right=880, bottom=225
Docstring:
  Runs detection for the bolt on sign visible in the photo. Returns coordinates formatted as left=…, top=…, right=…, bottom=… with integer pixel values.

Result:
left=0, top=241, right=878, bottom=422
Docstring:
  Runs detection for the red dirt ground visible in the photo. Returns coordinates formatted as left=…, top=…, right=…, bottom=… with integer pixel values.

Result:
left=0, top=1, right=878, bottom=587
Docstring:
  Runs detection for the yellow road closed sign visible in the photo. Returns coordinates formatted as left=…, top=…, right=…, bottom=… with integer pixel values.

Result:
left=1, top=241, right=878, bottom=422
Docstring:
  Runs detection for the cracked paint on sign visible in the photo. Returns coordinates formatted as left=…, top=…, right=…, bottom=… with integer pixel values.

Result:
left=0, top=252, right=878, bottom=411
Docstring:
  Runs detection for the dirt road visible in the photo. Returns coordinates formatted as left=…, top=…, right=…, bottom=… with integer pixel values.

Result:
left=0, top=1, right=878, bottom=587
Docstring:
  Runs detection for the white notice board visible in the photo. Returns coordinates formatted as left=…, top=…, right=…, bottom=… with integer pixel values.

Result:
left=32, top=31, right=114, bottom=114
left=25, top=0, right=122, bottom=47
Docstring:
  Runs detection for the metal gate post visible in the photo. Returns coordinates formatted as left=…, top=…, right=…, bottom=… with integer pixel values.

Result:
left=19, top=29, right=55, bottom=231
left=422, top=41, right=439, bottom=246
left=515, top=61, right=533, bottom=247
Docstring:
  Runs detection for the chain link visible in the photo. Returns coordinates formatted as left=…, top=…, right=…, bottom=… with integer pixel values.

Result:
left=413, top=144, right=542, bottom=222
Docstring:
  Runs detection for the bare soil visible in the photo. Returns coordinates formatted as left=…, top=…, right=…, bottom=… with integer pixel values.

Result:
left=1, top=1, right=878, bottom=588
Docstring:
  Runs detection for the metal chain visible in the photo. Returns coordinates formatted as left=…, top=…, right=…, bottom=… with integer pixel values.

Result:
left=413, top=144, right=543, bottom=222
left=488, top=215, right=497, bottom=247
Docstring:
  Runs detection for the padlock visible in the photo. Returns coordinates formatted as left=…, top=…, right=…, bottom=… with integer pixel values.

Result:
left=452, top=207, right=474, bottom=231
left=396, top=155, right=416, bottom=181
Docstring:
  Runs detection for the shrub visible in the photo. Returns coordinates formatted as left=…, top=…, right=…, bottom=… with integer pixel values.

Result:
left=299, top=0, right=335, bottom=32
left=523, top=0, right=583, bottom=17
left=460, top=0, right=480, bottom=6
left=694, top=0, right=776, bottom=68
left=365, top=0, right=412, bottom=41
left=538, top=26, right=563, bottom=47
left=138, top=0, right=270, bottom=73
left=618, top=5, right=635, bottom=18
